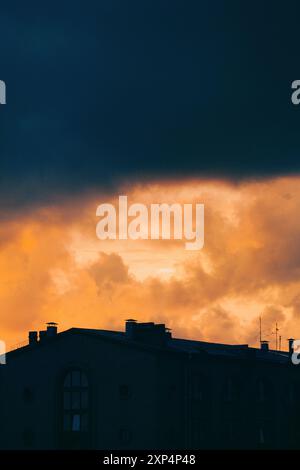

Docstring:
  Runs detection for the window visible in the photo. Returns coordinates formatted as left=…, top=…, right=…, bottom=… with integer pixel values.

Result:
left=119, top=427, right=131, bottom=444
left=119, top=384, right=130, bottom=400
left=63, top=370, right=89, bottom=433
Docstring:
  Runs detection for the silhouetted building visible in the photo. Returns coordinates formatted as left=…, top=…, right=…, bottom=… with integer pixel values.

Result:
left=0, top=320, right=299, bottom=449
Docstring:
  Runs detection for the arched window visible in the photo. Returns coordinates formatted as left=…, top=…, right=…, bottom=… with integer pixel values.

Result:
left=63, top=370, right=89, bottom=433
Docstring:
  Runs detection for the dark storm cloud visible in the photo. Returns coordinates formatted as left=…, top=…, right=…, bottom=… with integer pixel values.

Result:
left=1, top=0, right=300, bottom=211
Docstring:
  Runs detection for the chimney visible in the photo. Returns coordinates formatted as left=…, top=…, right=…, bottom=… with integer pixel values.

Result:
left=28, top=331, right=38, bottom=345
left=39, top=323, right=58, bottom=342
left=288, top=338, right=294, bottom=357
left=39, top=330, right=47, bottom=342
left=125, top=319, right=137, bottom=339
left=46, top=322, right=58, bottom=338
left=260, top=340, right=269, bottom=352
left=125, top=320, right=171, bottom=346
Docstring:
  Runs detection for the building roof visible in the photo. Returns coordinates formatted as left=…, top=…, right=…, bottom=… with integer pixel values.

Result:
left=5, top=322, right=291, bottom=366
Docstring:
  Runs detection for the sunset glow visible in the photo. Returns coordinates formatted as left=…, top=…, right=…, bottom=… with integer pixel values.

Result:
left=1, top=176, right=300, bottom=351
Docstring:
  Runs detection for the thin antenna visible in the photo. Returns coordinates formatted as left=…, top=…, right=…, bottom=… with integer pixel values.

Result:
left=259, top=316, right=262, bottom=345
left=259, top=316, right=261, bottom=344
left=275, top=322, right=279, bottom=351
left=279, top=335, right=282, bottom=351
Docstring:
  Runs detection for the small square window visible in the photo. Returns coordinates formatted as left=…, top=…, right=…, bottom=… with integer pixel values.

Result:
left=23, top=387, right=34, bottom=404
left=119, top=427, right=131, bottom=444
left=119, top=384, right=130, bottom=399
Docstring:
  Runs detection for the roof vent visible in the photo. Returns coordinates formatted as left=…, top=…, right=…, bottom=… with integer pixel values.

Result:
left=261, top=341, right=269, bottom=352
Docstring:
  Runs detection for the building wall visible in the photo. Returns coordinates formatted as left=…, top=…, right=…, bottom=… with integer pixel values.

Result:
left=0, top=335, right=300, bottom=449
left=0, top=334, right=169, bottom=449
left=188, top=355, right=300, bottom=449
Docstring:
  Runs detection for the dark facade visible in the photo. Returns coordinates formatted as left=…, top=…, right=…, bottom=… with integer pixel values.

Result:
left=0, top=320, right=299, bottom=450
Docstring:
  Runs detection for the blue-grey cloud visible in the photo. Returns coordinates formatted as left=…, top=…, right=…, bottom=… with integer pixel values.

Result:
left=1, top=0, right=300, bottom=212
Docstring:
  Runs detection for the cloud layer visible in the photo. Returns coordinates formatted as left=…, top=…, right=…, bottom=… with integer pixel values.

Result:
left=1, top=1, right=300, bottom=211
left=1, top=177, right=300, bottom=350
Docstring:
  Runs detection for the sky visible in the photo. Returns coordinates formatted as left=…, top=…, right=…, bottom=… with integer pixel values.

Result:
left=1, top=1, right=300, bottom=348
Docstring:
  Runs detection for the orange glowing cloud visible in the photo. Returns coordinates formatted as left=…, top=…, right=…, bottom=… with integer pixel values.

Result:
left=1, top=177, right=300, bottom=351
